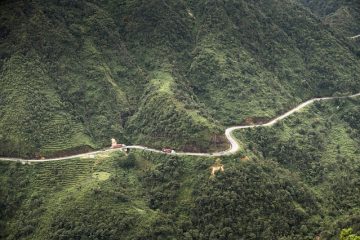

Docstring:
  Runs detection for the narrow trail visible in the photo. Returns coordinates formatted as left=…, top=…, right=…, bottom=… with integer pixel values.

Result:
left=1, top=93, right=359, bottom=163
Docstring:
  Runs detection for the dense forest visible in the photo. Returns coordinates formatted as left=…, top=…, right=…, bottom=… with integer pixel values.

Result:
left=1, top=0, right=360, bottom=157
left=1, top=0, right=360, bottom=239
left=0, top=98, right=359, bottom=239
left=298, top=0, right=360, bottom=53
left=299, top=0, right=360, bottom=36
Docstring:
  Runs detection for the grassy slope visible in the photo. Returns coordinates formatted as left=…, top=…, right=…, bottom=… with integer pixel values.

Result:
left=236, top=97, right=360, bottom=239
left=298, top=0, right=360, bottom=35
left=0, top=53, right=94, bottom=157
left=187, top=0, right=360, bottom=124
left=298, top=0, right=360, bottom=52
left=0, top=151, right=163, bottom=240
left=126, top=71, right=227, bottom=152
left=0, top=0, right=136, bottom=157
left=1, top=0, right=360, bottom=157
left=0, top=99, right=359, bottom=239
left=0, top=152, right=322, bottom=240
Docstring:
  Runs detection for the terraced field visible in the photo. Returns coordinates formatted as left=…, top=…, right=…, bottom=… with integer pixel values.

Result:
left=30, top=159, right=95, bottom=188
left=39, top=116, right=95, bottom=158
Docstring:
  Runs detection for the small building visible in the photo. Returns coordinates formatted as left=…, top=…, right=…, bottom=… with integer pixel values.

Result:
left=111, top=138, right=126, bottom=149
left=162, top=148, right=173, bottom=154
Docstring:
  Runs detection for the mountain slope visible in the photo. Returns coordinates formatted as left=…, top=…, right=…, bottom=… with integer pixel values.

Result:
left=237, top=97, right=360, bottom=239
left=298, top=0, right=360, bottom=36
left=1, top=96, right=360, bottom=239
left=187, top=0, right=360, bottom=124
left=0, top=53, right=94, bottom=157
left=1, top=0, right=360, bottom=158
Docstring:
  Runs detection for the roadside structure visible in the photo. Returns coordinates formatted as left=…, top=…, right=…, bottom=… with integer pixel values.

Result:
left=111, top=138, right=126, bottom=149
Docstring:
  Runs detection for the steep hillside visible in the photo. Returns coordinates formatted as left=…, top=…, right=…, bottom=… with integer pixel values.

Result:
left=126, top=71, right=226, bottom=152
left=1, top=0, right=360, bottom=158
left=0, top=53, right=95, bottom=158
left=0, top=0, right=139, bottom=157
left=298, top=0, right=360, bottom=38
left=1, top=97, right=360, bottom=239
left=187, top=0, right=360, bottom=124
left=237, top=97, right=360, bottom=239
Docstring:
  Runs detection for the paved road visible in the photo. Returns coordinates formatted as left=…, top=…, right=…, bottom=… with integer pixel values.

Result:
left=1, top=92, right=359, bottom=163
left=350, top=34, right=360, bottom=39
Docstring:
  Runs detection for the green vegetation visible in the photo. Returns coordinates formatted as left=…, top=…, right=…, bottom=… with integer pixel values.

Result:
left=1, top=0, right=360, bottom=157
left=299, top=0, right=360, bottom=36
left=126, top=71, right=226, bottom=152
left=0, top=98, right=359, bottom=239
left=341, top=228, right=360, bottom=240
left=92, top=171, right=111, bottom=181
left=236, top=97, right=360, bottom=239
left=1, top=1, right=360, bottom=238
left=0, top=152, right=321, bottom=240
left=298, top=0, right=360, bottom=55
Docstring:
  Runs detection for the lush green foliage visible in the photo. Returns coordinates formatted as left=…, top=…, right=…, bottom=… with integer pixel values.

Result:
left=1, top=0, right=360, bottom=238
left=237, top=98, right=360, bottom=239
left=341, top=228, right=360, bottom=240
left=1, top=0, right=360, bottom=157
left=298, top=0, right=360, bottom=54
left=189, top=162, right=321, bottom=239
left=0, top=153, right=321, bottom=240
left=1, top=99, right=360, bottom=239
left=299, top=0, right=360, bottom=35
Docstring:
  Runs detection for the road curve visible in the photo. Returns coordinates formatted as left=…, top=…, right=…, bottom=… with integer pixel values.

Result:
left=0, top=93, right=359, bottom=163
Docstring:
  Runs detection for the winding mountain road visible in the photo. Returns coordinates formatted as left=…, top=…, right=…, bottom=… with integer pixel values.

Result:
left=1, top=93, right=359, bottom=163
